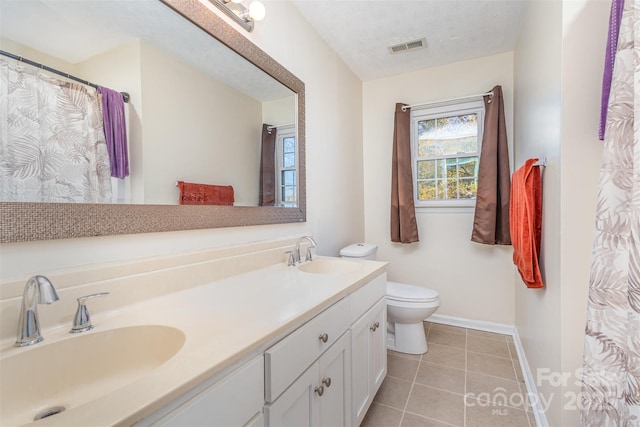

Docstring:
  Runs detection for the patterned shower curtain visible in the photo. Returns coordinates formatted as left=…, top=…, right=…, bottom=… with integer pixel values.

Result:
left=580, top=0, right=639, bottom=424
left=0, top=59, right=112, bottom=203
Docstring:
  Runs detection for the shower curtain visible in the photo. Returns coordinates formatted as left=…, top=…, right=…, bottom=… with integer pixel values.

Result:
left=0, top=59, right=112, bottom=203
left=580, top=0, right=639, bottom=424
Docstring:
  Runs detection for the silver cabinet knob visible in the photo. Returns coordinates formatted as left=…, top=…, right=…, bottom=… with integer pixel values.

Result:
left=315, top=385, right=324, bottom=396
left=322, top=377, right=332, bottom=388
left=319, top=333, right=329, bottom=343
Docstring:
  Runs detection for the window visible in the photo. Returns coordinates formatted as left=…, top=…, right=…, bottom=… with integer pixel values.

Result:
left=411, top=100, right=484, bottom=208
left=275, top=126, right=297, bottom=207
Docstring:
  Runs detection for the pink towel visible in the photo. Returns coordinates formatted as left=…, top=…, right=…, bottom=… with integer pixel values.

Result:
left=509, top=159, right=544, bottom=288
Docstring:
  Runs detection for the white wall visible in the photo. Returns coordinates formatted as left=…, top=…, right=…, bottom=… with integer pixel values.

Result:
left=140, top=42, right=262, bottom=205
left=362, top=52, right=517, bottom=325
left=514, top=0, right=608, bottom=425
left=0, top=1, right=364, bottom=281
left=514, top=1, right=563, bottom=423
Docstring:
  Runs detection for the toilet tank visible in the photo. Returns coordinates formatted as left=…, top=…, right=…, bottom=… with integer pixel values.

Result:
left=339, top=243, right=378, bottom=260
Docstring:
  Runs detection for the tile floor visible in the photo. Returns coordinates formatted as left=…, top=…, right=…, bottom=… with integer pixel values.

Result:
left=361, top=322, right=536, bottom=427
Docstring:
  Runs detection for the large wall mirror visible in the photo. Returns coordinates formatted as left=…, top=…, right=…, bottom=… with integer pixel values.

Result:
left=0, top=0, right=305, bottom=242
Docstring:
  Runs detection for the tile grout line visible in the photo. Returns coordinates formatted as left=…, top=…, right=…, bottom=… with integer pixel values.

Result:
left=395, top=324, right=430, bottom=427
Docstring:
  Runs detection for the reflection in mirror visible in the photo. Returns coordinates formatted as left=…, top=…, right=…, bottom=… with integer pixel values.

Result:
left=0, top=0, right=305, bottom=243
left=0, top=0, right=297, bottom=207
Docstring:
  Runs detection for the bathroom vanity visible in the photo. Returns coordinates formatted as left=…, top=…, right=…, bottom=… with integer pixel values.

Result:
left=0, top=238, right=387, bottom=427
left=142, top=266, right=387, bottom=427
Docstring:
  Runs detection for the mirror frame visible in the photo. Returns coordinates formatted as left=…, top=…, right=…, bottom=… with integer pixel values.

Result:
left=0, top=0, right=305, bottom=243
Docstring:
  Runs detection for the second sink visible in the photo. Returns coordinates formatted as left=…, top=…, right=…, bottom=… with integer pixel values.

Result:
left=297, top=259, right=362, bottom=275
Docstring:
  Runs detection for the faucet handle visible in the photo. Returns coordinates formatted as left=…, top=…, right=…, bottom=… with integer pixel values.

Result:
left=69, top=292, right=109, bottom=333
left=286, top=251, right=296, bottom=267
left=305, top=247, right=314, bottom=262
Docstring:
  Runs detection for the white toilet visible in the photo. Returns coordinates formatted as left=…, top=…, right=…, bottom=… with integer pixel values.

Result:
left=340, top=243, right=441, bottom=355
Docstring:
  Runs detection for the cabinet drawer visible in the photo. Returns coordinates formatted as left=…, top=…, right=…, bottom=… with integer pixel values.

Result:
left=350, top=273, right=386, bottom=324
left=265, top=297, right=350, bottom=402
left=154, top=356, right=264, bottom=426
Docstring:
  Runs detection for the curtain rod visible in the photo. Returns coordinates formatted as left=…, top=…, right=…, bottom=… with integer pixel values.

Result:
left=0, top=49, right=130, bottom=103
left=401, top=91, right=494, bottom=112
left=267, top=123, right=295, bottom=130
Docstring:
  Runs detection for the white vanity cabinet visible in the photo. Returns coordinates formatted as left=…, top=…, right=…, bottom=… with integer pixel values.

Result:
left=264, top=332, right=351, bottom=427
left=146, top=355, right=264, bottom=427
left=265, top=297, right=352, bottom=427
left=349, top=274, right=387, bottom=426
left=139, top=270, right=388, bottom=427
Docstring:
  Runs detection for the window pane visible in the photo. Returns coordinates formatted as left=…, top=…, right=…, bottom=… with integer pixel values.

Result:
left=282, top=170, right=296, bottom=186
left=459, top=178, right=477, bottom=198
left=417, top=160, right=435, bottom=179
left=446, top=158, right=457, bottom=179
left=418, top=180, right=436, bottom=200
left=436, top=159, right=447, bottom=179
left=446, top=179, right=457, bottom=199
left=283, top=137, right=296, bottom=153
left=283, top=186, right=296, bottom=202
left=417, top=113, right=478, bottom=157
left=458, top=156, right=478, bottom=178
left=283, top=153, right=295, bottom=168
left=436, top=180, right=446, bottom=199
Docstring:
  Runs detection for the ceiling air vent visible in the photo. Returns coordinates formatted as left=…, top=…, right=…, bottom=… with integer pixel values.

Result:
left=388, top=38, right=427, bottom=55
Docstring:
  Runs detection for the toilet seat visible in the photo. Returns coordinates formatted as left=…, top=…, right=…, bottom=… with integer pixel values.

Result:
left=386, top=281, right=439, bottom=303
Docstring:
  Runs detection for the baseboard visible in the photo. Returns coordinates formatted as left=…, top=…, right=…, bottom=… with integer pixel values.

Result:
left=428, top=314, right=516, bottom=336
left=427, top=314, right=548, bottom=427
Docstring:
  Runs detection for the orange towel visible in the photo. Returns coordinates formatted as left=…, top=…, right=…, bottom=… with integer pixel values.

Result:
left=177, top=181, right=234, bottom=206
left=509, top=158, right=544, bottom=288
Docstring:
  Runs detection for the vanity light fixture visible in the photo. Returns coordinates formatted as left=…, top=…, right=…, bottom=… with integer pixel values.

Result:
left=210, top=0, right=266, bottom=32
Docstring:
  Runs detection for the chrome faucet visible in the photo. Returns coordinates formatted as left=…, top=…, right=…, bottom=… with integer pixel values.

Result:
left=15, top=275, right=59, bottom=347
left=295, top=236, right=318, bottom=264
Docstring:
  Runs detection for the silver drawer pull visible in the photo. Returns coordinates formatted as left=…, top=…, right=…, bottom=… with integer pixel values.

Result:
left=370, top=322, right=380, bottom=332
left=315, top=385, right=324, bottom=396
left=319, top=333, right=329, bottom=343
left=322, top=377, right=332, bottom=388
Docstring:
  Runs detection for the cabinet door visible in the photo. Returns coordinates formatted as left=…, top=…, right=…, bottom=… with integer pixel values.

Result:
left=370, top=299, right=387, bottom=393
left=350, top=298, right=387, bottom=426
left=265, top=363, right=320, bottom=427
left=318, top=332, right=351, bottom=427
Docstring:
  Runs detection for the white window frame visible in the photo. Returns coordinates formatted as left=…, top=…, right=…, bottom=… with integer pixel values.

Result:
left=410, top=99, right=485, bottom=211
left=274, top=125, right=297, bottom=207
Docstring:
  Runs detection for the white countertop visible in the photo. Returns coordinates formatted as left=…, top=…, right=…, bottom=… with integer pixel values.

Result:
left=4, top=257, right=386, bottom=427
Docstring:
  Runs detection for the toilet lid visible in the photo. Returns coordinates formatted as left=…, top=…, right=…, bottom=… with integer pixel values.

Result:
left=386, top=281, right=439, bottom=302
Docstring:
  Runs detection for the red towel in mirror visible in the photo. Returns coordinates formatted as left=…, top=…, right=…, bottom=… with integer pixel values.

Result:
left=177, top=181, right=234, bottom=206
left=509, top=159, right=543, bottom=288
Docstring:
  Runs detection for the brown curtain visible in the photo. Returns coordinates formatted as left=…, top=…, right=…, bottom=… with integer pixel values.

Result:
left=471, top=85, right=512, bottom=245
left=390, top=103, right=419, bottom=243
left=259, top=124, right=276, bottom=206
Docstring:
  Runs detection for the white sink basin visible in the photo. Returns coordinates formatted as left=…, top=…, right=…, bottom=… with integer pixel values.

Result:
left=0, top=325, right=185, bottom=426
left=297, top=259, right=362, bottom=275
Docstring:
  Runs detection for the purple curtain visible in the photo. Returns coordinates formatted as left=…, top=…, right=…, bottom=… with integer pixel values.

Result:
left=599, top=0, right=625, bottom=140
left=471, top=85, right=512, bottom=245
left=98, top=86, right=129, bottom=179
left=259, top=124, right=276, bottom=206
left=390, top=103, right=419, bottom=243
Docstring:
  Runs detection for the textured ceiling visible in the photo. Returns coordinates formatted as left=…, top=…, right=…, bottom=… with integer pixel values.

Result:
left=290, top=0, right=527, bottom=81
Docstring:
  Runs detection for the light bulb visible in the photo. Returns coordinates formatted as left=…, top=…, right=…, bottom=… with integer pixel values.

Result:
left=248, top=1, right=265, bottom=21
